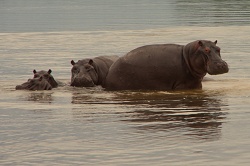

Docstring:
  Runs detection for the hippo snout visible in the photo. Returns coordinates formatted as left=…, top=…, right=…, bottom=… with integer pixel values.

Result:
left=70, top=77, right=95, bottom=87
left=16, top=85, right=24, bottom=90
left=216, top=61, right=229, bottom=71
left=207, top=61, right=229, bottom=75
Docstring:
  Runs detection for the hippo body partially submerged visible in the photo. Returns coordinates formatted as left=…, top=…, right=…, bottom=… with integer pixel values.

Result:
left=105, top=40, right=229, bottom=91
left=16, top=69, right=57, bottom=90
left=15, top=76, right=52, bottom=90
left=33, top=69, right=58, bottom=88
left=70, top=55, right=119, bottom=87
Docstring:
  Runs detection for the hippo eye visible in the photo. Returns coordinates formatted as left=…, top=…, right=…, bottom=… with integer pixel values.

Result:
left=43, top=74, right=49, bottom=78
left=34, top=74, right=39, bottom=78
left=85, top=66, right=92, bottom=71
left=72, top=67, right=79, bottom=73
left=205, top=47, right=211, bottom=53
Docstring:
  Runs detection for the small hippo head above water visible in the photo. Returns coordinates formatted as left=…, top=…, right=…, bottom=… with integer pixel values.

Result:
left=16, top=76, right=52, bottom=90
left=33, top=69, right=58, bottom=88
left=16, top=69, right=58, bottom=91
left=183, top=40, right=229, bottom=78
left=70, top=59, right=98, bottom=87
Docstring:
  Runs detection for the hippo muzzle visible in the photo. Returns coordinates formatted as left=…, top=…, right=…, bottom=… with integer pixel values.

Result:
left=207, top=60, right=229, bottom=75
left=70, top=76, right=95, bottom=87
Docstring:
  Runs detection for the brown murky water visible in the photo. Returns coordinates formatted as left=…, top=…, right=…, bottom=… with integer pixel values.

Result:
left=1, top=1, right=250, bottom=165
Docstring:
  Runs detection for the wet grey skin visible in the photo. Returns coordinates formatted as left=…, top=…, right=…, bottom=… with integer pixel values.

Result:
left=33, top=69, right=58, bottom=88
left=70, top=55, right=119, bottom=87
left=105, top=40, right=229, bottom=91
left=16, top=76, right=52, bottom=90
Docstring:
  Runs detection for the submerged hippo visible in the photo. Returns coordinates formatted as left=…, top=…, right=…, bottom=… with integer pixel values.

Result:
left=16, top=76, right=52, bottom=90
left=33, top=69, right=58, bottom=88
left=70, top=55, right=119, bottom=87
left=105, top=40, right=229, bottom=91
left=15, top=69, right=58, bottom=91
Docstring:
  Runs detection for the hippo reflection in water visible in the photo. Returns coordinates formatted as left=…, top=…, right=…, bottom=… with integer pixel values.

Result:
left=70, top=55, right=119, bottom=87
left=16, top=69, right=58, bottom=90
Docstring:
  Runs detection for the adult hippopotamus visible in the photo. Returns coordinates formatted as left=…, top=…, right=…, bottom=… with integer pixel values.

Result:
left=33, top=69, right=58, bottom=88
left=105, top=40, right=229, bottom=91
left=15, top=76, right=52, bottom=90
left=70, top=55, right=119, bottom=87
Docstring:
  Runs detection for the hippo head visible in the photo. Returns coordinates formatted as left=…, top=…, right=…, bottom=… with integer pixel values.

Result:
left=16, top=76, right=52, bottom=90
left=184, top=40, right=229, bottom=78
left=70, top=59, right=98, bottom=87
left=33, top=69, right=58, bottom=88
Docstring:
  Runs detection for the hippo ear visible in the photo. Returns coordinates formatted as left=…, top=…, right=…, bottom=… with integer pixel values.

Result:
left=198, top=40, right=203, bottom=47
left=71, top=60, right=75, bottom=65
left=89, top=59, right=94, bottom=65
left=214, top=40, right=217, bottom=45
left=48, top=69, right=52, bottom=74
left=33, top=69, right=37, bottom=74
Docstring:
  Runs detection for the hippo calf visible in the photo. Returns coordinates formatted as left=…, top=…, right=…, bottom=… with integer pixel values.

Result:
left=70, top=55, right=119, bottom=87
left=16, top=76, right=52, bottom=90
left=33, top=69, right=58, bottom=88
left=16, top=69, right=57, bottom=90
left=105, top=40, right=229, bottom=91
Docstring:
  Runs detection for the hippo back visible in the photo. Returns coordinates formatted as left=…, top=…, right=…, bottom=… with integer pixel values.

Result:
left=92, top=55, right=119, bottom=85
left=105, top=40, right=228, bottom=91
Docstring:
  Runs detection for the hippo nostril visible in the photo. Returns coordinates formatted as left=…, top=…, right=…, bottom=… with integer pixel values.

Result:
left=216, top=61, right=229, bottom=72
left=216, top=62, right=226, bottom=68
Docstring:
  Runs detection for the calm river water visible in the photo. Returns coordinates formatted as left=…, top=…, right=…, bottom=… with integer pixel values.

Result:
left=1, top=1, right=250, bottom=165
